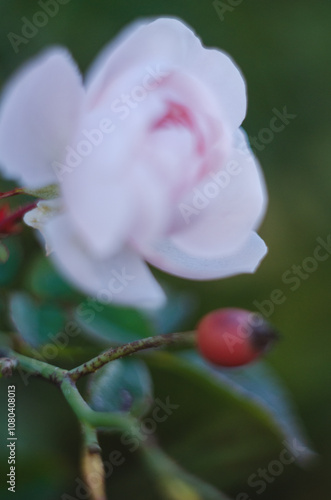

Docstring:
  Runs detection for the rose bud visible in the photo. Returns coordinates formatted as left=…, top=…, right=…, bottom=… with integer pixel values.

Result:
left=197, top=308, right=279, bottom=367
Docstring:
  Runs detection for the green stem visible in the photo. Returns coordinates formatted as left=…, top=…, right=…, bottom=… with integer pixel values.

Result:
left=81, top=422, right=101, bottom=453
left=3, top=331, right=196, bottom=383
left=69, top=331, right=196, bottom=381
left=3, top=348, right=67, bottom=383
left=60, top=377, right=135, bottom=432
left=1, top=331, right=196, bottom=431
left=1, top=349, right=135, bottom=431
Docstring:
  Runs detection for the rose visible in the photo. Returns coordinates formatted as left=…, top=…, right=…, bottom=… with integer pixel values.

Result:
left=0, top=17, right=267, bottom=308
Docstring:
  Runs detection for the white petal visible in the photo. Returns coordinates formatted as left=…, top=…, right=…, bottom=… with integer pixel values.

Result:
left=170, top=129, right=267, bottom=258
left=64, top=170, right=135, bottom=259
left=60, top=100, right=171, bottom=258
left=145, top=232, right=267, bottom=280
left=0, top=48, right=84, bottom=188
left=85, top=17, right=197, bottom=100
left=128, top=166, right=172, bottom=253
left=185, top=46, right=246, bottom=131
left=86, top=17, right=246, bottom=129
left=59, top=114, right=142, bottom=258
left=44, top=214, right=166, bottom=309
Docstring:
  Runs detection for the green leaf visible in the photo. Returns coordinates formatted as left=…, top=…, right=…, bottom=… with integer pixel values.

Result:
left=149, top=291, right=195, bottom=334
left=143, top=444, right=231, bottom=500
left=26, top=255, right=81, bottom=301
left=74, top=302, right=156, bottom=344
left=0, top=241, right=9, bottom=263
left=23, top=183, right=60, bottom=200
left=74, top=290, right=194, bottom=345
left=183, top=353, right=314, bottom=464
left=88, top=358, right=153, bottom=418
left=0, top=237, right=22, bottom=286
left=9, top=292, right=67, bottom=347
left=146, top=352, right=314, bottom=493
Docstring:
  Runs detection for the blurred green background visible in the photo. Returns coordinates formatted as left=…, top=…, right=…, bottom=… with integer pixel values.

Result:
left=0, top=0, right=330, bottom=499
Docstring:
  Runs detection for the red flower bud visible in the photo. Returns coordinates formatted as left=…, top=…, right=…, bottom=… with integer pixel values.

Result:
left=197, top=308, right=279, bottom=367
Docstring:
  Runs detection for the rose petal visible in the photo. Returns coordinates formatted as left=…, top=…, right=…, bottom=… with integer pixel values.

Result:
left=59, top=110, right=149, bottom=257
left=145, top=231, right=267, bottom=280
left=86, top=18, right=246, bottom=129
left=44, top=214, right=166, bottom=308
left=185, top=46, right=246, bottom=131
left=85, top=18, right=198, bottom=101
left=170, top=129, right=267, bottom=258
left=0, top=48, right=84, bottom=188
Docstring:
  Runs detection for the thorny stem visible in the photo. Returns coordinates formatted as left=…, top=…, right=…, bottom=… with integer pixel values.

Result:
left=0, top=331, right=195, bottom=499
left=0, top=330, right=196, bottom=425
left=0, top=347, right=137, bottom=429
left=69, top=331, right=196, bottom=381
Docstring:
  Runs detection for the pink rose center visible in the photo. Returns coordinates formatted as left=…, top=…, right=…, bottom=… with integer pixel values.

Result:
left=152, top=100, right=206, bottom=156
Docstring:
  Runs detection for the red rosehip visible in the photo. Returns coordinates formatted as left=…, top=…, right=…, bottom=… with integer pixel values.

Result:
left=197, top=308, right=279, bottom=367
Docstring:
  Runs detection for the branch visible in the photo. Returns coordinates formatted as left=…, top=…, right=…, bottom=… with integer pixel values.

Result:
left=69, top=331, right=196, bottom=381
left=0, top=188, right=23, bottom=200
left=1, top=348, right=67, bottom=383
left=0, top=331, right=196, bottom=430
left=81, top=422, right=107, bottom=500
left=60, top=377, right=135, bottom=431
left=1, top=348, right=136, bottom=431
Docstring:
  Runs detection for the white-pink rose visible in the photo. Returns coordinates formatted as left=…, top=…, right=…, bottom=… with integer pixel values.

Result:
left=0, top=18, right=267, bottom=308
